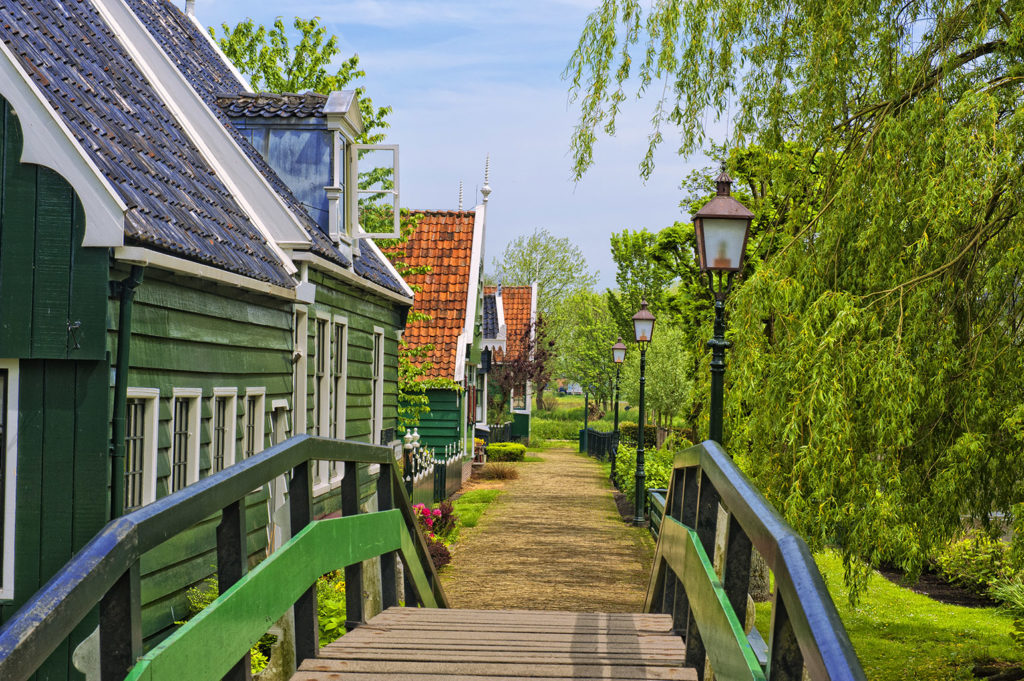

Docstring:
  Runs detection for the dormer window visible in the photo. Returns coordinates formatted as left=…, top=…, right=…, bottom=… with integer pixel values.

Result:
left=218, top=90, right=400, bottom=248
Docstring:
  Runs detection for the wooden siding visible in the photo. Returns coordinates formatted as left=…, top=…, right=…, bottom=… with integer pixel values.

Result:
left=1, top=360, right=109, bottom=680
left=304, top=270, right=403, bottom=442
left=107, top=268, right=292, bottom=644
left=0, top=99, right=107, bottom=361
left=417, top=389, right=462, bottom=450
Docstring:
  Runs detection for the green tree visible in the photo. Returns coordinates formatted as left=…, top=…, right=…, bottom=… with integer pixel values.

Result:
left=619, top=324, right=696, bottom=430
left=550, top=290, right=619, bottom=407
left=568, top=0, right=1024, bottom=598
left=490, top=227, right=599, bottom=319
left=212, top=17, right=390, bottom=144
left=607, top=228, right=677, bottom=340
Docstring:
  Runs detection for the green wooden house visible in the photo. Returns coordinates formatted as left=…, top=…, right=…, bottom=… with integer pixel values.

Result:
left=383, top=200, right=490, bottom=453
left=0, top=0, right=413, bottom=676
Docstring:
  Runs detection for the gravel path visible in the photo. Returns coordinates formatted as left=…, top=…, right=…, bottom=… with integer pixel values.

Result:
left=440, top=447, right=656, bottom=612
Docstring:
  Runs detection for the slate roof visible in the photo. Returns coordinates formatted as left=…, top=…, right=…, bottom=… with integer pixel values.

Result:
left=216, top=92, right=327, bottom=119
left=0, top=0, right=295, bottom=287
left=485, top=285, right=534, bottom=362
left=482, top=292, right=499, bottom=339
left=121, top=0, right=407, bottom=297
left=382, top=210, right=478, bottom=380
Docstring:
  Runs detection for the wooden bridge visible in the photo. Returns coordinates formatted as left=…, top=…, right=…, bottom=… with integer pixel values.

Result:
left=0, top=436, right=865, bottom=681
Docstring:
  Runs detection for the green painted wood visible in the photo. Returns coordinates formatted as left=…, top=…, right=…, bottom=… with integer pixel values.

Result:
left=132, top=277, right=292, bottom=330
left=0, top=102, right=35, bottom=357
left=67, top=198, right=108, bottom=359
left=31, top=169, right=73, bottom=357
left=654, top=517, right=765, bottom=681
left=124, top=510, right=410, bottom=681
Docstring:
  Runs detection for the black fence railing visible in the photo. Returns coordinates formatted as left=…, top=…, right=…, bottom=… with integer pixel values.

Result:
left=645, top=440, right=865, bottom=681
left=478, top=421, right=513, bottom=444
left=578, top=427, right=618, bottom=461
left=432, top=443, right=467, bottom=503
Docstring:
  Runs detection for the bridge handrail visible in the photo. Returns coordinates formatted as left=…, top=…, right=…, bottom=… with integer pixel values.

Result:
left=0, top=434, right=448, bottom=681
left=644, top=440, right=865, bottom=681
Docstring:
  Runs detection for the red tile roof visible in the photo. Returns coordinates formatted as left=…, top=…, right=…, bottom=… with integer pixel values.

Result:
left=484, top=285, right=535, bottom=362
left=384, top=210, right=477, bottom=380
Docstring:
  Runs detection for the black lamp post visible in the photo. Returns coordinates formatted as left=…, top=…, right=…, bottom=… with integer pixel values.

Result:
left=692, top=169, right=753, bottom=445
left=610, top=338, right=627, bottom=483
left=631, top=301, right=655, bottom=526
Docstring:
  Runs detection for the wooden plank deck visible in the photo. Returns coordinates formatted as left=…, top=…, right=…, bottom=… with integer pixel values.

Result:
left=291, top=607, right=696, bottom=680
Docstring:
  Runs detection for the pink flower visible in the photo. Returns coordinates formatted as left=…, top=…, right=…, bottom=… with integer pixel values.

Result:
left=425, top=517, right=434, bottom=527
left=432, top=509, right=442, bottom=516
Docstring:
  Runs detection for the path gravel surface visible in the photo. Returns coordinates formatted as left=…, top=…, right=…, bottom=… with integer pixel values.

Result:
left=441, top=447, right=656, bottom=612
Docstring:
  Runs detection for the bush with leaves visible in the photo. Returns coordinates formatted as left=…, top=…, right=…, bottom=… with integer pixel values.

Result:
left=613, top=445, right=677, bottom=504
left=316, top=570, right=347, bottom=646
left=486, top=442, right=526, bottom=462
left=618, top=422, right=656, bottom=449
left=934, top=530, right=1018, bottom=595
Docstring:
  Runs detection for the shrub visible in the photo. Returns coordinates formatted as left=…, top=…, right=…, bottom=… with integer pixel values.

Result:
left=317, top=570, right=347, bottom=646
left=619, top=421, right=657, bottom=448
left=991, top=579, right=1024, bottom=617
left=613, top=444, right=675, bottom=502
left=486, top=442, right=526, bottom=461
left=480, top=462, right=519, bottom=480
left=934, top=530, right=1018, bottom=594
left=427, top=539, right=451, bottom=569
left=1013, top=618, right=1024, bottom=648
left=531, top=418, right=582, bottom=440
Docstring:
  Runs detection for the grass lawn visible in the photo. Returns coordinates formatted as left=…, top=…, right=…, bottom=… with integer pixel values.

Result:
left=754, top=551, right=1023, bottom=680
left=452, top=489, right=502, bottom=529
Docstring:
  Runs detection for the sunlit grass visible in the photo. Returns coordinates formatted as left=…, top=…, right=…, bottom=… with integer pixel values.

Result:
left=753, top=551, right=1023, bottom=681
left=453, top=489, right=502, bottom=529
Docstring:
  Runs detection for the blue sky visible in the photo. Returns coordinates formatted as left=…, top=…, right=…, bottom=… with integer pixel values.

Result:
left=194, top=0, right=714, bottom=287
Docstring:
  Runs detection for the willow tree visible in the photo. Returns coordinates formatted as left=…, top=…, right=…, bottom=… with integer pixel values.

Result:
left=567, top=0, right=1024, bottom=595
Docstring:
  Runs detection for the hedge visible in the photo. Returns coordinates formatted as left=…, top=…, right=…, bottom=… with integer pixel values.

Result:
left=619, top=421, right=657, bottom=448
left=486, top=442, right=526, bottom=462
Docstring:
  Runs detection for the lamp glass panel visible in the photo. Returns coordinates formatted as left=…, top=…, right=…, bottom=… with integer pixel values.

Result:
left=612, top=347, right=626, bottom=363
left=633, top=319, right=654, bottom=343
left=701, top=217, right=748, bottom=270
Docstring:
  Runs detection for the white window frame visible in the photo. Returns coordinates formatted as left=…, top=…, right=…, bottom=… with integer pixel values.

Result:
left=243, top=388, right=266, bottom=459
left=170, top=388, right=202, bottom=492
left=1, top=360, right=19, bottom=600
left=211, top=387, right=238, bottom=472
left=372, top=326, right=386, bottom=445
left=350, top=143, right=400, bottom=239
left=329, top=316, right=349, bottom=484
left=313, top=312, right=331, bottom=438
left=270, top=398, right=291, bottom=445
left=124, top=387, right=159, bottom=510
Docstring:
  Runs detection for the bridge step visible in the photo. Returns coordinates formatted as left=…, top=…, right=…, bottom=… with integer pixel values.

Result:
left=292, top=607, right=695, bottom=680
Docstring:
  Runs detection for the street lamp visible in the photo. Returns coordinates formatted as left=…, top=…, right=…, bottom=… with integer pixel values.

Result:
left=631, top=301, right=655, bottom=526
left=692, top=169, right=753, bottom=445
left=611, top=338, right=627, bottom=484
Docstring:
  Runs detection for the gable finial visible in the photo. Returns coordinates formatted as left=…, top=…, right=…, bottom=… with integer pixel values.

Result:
left=458, top=180, right=464, bottom=211
left=481, top=153, right=492, bottom=204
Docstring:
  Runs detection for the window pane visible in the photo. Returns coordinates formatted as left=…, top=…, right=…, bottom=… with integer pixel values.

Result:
left=171, top=398, right=190, bottom=492
left=213, top=397, right=227, bottom=472
left=245, top=396, right=258, bottom=458
left=124, top=399, right=145, bottom=510
left=266, top=128, right=331, bottom=230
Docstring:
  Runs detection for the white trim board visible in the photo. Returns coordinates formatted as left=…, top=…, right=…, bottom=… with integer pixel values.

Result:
left=0, top=41, right=125, bottom=248
left=1, top=360, right=19, bottom=600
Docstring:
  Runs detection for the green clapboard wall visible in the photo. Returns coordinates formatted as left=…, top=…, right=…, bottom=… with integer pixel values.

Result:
left=0, top=97, right=111, bottom=680
left=106, top=267, right=294, bottom=646
left=416, top=389, right=462, bottom=451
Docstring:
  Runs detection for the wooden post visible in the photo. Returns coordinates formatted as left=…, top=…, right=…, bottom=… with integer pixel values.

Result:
left=684, top=470, right=720, bottom=676
left=288, top=461, right=317, bottom=663
left=768, top=588, right=804, bottom=681
left=721, top=514, right=752, bottom=630
left=377, top=462, right=399, bottom=609
left=217, top=500, right=252, bottom=681
left=342, top=460, right=364, bottom=630
left=99, top=562, right=142, bottom=681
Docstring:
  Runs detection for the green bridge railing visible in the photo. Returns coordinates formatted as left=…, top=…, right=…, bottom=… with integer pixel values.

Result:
left=645, top=440, right=866, bottom=681
left=0, top=435, right=447, bottom=681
